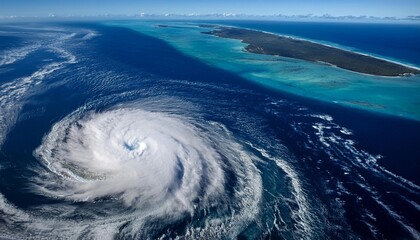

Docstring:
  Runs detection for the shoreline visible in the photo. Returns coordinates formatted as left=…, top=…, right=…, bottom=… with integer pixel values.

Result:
left=149, top=22, right=420, bottom=121
left=235, top=26, right=420, bottom=72
left=160, top=23, right=420, bottom=72
left=199, top=24, right=420, bottom=77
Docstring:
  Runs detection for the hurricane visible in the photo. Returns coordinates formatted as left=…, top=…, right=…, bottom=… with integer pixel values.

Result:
left=0, top=95, right=313, bottom=239
left=29, top=98, right=270, bottom=238
left=0, top=21, right=419, bottom=240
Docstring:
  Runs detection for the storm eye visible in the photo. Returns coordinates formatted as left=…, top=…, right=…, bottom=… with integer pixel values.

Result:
left=124, top=141, right=139, bottom=151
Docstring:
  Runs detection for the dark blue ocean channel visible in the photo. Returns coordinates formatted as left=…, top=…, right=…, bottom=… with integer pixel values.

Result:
left=0, top=21, right=419, bottom=239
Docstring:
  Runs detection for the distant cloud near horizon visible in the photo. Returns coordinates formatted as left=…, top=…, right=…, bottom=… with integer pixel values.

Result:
left=0, top=0, right=419, bottom=19
left=2, top=13, right=420, bottom=23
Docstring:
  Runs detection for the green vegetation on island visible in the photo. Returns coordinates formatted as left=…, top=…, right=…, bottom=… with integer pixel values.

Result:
left=202, top=26, right=420, bottom=77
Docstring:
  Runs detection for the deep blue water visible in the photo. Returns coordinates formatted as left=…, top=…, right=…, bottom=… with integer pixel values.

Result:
left=206, top=20, right=420, bottom=66
left=0, top=21, right=419, bottom=239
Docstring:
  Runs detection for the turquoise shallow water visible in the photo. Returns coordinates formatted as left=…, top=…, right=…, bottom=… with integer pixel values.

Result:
left=106, top=20, right=420, bottom=121
left=1, top=21, right=419, bottom=239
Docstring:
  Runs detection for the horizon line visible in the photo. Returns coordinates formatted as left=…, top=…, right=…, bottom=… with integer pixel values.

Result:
left=1, top=13, right=420, bottom=23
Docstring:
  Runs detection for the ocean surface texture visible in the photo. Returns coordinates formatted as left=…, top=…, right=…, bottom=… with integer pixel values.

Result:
left=0, top=20, right=419, bottom=239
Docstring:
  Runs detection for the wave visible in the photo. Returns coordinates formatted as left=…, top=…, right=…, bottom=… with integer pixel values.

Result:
left=297, top=112, right=420, bottom=239
left=82, top=30, right=100, bottom=40
left=245, top=142, right=313, bottom=237
left=0, top=48, right=76, bottom=147
left=0, top=30, right=80, bottom=147
left=0, top=44, right=41, bottom=66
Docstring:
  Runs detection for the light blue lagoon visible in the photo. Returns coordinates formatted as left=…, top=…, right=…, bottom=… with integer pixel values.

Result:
left=107, top=21, right=420, bottom=121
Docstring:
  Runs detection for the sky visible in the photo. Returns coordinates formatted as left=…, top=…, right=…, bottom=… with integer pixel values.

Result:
left=1, top=0, right=419, bottom=18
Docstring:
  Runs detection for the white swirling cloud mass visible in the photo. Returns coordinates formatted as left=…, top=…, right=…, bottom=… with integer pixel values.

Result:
left=32, top=100, right=265, bottom=238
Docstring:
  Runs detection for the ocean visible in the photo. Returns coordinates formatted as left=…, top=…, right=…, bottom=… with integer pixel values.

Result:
left=0, top=20, right=419, bottom=239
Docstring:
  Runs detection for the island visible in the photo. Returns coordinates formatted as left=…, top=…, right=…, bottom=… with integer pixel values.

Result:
left=202, top=26, right=420, bottom=77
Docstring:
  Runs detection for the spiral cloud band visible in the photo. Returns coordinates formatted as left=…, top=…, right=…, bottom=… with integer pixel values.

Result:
left=33, top=100, right=266, bottom=238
